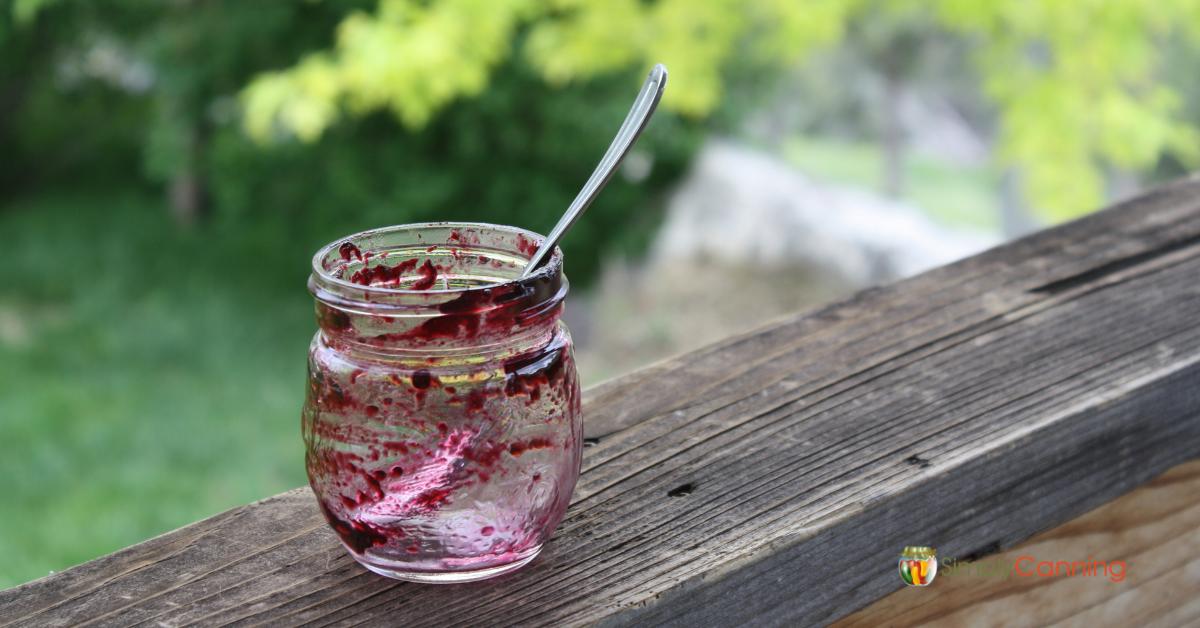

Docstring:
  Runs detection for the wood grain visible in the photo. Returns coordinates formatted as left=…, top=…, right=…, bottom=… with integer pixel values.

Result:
left=3, top=176, right=1200, bottom=626
left=834, top=460, right=1200, bottom=627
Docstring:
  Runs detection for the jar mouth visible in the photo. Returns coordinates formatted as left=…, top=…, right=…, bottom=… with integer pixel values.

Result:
left=310, top=221, right=562, bottom=302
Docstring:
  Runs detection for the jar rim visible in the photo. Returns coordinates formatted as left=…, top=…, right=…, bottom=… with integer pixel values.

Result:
left=309, top=221, right=563, bottom=300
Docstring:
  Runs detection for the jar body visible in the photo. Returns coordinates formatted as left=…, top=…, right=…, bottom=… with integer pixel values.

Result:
left=302, top=223, right=581, bottom=582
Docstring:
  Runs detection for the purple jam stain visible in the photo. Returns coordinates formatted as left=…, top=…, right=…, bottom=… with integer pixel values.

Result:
left=339, top=242, right=363, bottom=262
left=508, top=437, right=553, bottom=457
left=462, top=439, right=508, bottom=479
left=464, top=388, right=488, bottom=413
left=410, top=260, right=438, bottom=290
left=364, top=264, right=563, bottom=345
left=411, top=369, right=433, bottom=389
left=317, top=304, right=352, bottom=332
left=382, top=441, right=410, bottom=454
left=317, top=500, right=387, bottom=554
left=362, top=471, right=384, bottom=500
left=447, top=229, right=481, bottom=245
left=515, top=234, right=539, bottom=256
left=350, top=258, right=419, bottom=287
left=503, top=346, right=567, bottom=404
left=412, top=487, right=453, bottom=510
left=318, top=379, right=355, bottom=413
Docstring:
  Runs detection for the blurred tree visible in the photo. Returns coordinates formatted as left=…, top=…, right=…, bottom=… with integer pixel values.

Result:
left=6, top=0, right=1200, bottom=231
left=934, top=0, right=1200, bottom=220
left=0, top=1, right=149, bottom=194
left=5, top=2, right=708, bottom=274
left=210, top=58, right=703, bottom=284
left=241, top=0, right=851, bottom=139
left=0, top=0, right=713, bottom=286
left=244, top=0, right=1200, bottom=222
left=845, top=10, right=957, bottom=198
left=0, top=0, right=367, bottom=220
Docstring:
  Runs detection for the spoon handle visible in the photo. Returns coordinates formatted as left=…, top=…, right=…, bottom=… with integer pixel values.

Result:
left=521, top=64, right=668, bottom=277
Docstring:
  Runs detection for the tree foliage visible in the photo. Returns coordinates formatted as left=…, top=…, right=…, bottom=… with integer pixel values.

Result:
left=932, top=0, right=1200, bottom=219
left=6, top=0, right=1200, bottom=227
left=244, top=0, right=1200, bottom=221
left=242, top=0, right=851, bottom=139
left=1, top=0, right=710, bottom=286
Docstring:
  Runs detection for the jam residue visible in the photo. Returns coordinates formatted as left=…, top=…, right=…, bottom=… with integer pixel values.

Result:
left=306, top=226, right=579, bottom=567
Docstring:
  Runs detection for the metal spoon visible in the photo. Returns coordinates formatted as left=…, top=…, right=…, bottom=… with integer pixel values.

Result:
left=521, top=63, right=668, bottom=277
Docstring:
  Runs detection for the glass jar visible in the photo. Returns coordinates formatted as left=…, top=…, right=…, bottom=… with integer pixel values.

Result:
left=302, top=222, right=582, bottom=583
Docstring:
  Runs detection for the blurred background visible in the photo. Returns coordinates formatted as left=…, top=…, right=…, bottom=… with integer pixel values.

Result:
left=3, top=0, right=1200, bottom=587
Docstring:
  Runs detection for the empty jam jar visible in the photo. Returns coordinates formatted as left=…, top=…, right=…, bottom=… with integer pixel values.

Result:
left=302, top=223, right=582, bottom=583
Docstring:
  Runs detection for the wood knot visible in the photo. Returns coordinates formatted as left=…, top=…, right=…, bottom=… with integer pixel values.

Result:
left=667, top=482, right=695, bottom=497
left=905, top=455, right=931, bottom=469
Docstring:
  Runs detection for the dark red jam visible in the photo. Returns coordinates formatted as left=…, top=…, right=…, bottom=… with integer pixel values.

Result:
left=303, top=223, right=581, bottom=581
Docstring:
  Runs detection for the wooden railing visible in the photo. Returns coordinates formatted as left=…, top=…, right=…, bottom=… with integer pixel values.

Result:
left=4, top=177, right=1200, bottom=627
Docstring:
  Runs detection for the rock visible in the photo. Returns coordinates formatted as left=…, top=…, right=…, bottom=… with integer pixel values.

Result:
left=652, top=140, right=999, bottom=286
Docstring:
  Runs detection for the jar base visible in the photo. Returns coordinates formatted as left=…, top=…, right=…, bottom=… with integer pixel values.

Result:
left=354, top=544, right=543, bottom=583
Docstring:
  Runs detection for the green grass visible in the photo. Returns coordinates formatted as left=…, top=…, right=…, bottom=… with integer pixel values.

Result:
left=784, top=136, right=1001, bottom=232
left=0, top=193, right=316, bottom=587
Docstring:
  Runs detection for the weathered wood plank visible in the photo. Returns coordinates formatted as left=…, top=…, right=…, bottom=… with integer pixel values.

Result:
left=3, top=176, right=1200, bottom=626
left=834, top=459, right=1200, bottom=627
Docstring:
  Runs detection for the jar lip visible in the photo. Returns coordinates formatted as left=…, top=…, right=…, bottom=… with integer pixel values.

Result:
left=310, top=221, right=562, bottom=298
